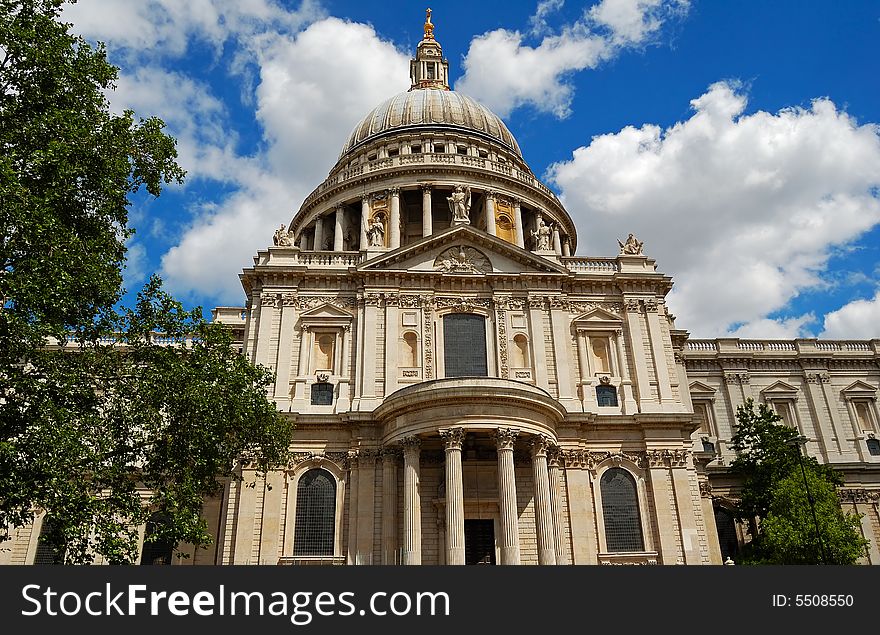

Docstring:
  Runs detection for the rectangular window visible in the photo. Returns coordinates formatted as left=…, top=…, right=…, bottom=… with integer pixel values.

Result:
left=596, top=385, right=618, bottom=407
left=310, top=383, right=334, bottom=406
left=443, top=314, right=488, bottom=377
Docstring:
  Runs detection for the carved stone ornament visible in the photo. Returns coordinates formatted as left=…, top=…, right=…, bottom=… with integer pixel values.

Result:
left=290, top=451, right=348, bottom=470
left=400, top=435, right=422, bottom=456
left=495, top=427, right=520, bottom=450
left=439, top=427, right=466, bottom=450
left=723, top=371, right=750, bottom=385
left=805, top=371, right=831, bottom=384
left=560, top=450, right=647, bottom=471
left=625, top=298, right=641, bottom=313
left=433, top=245, right=490, bottom=274
left=273, top=223, right=294, bottom=247
left=316, top=372, right=330, bottom=383
left=617, top=233, right=645, bottom=255
left=646, top=449, right=690, bottom=469
left=699, top=480, right=713, bottom=499
left=496, top=308, right=509, bottom=379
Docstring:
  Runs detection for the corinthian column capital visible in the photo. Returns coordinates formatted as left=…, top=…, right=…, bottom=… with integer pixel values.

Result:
left=440, top=427, right=466, bottom=450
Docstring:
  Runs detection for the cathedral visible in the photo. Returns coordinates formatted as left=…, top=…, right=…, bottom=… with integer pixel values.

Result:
left=3, top=12, right=879, bottom=566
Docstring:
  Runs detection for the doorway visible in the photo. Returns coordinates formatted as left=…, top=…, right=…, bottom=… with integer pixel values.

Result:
left=464, top=519, right=496, bottom=565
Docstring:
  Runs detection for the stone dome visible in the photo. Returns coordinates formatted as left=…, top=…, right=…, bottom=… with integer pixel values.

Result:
left=340, top=90, right=523, bottom=160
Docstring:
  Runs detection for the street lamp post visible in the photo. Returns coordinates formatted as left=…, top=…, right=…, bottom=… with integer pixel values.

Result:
left=785, top=435, right=828, bottom=564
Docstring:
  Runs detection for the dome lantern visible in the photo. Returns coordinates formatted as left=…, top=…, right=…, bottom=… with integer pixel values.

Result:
left=410, top=8, right=449, bottom=91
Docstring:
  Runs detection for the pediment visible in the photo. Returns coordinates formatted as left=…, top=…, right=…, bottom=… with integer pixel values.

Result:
left=299, top=303, right=353, bottom=322
left=357, top=225, right=570, bottom=276
left=760, top=380, right=800, bottom=396
left=572, top=307, right=623, bottom=325
left=841, top=380, right=877, bottom=397
left=689, top=381, right=717, bottom=396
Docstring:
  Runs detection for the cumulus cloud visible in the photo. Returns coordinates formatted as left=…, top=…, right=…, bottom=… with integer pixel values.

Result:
left=159, top=18, right=410, bottom=302
left=456, top=0, right=688, bottom=118
left=820, top=291, right=880, bottom=339
left=64, top=0, right=323, bottom=57
left=547, top=82, right=880, bottom=337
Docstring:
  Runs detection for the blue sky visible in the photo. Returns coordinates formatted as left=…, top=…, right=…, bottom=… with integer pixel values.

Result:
left=63, top=0, right=880, bottom=338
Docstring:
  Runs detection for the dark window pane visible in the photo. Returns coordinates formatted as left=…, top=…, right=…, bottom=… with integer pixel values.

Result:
left=443, top=314, right=488, bottom=377
left=34, top=518, right=65, bottom=565
left=311, top=382, right=334, bottom=405
left=140, top=513, right=174, bottom=565
left=714, top=507, right=739, bottom=561
left=294, top=469, right=336, bottom=556
left=464, top=519, right=496, bottom=565
left=867, top=438, right=880, bottom=456
left=601, top=468, right=644, bottom=552
left=702, top=440, right=716, bottom=454
left=596, top=385, right=618, bottom=407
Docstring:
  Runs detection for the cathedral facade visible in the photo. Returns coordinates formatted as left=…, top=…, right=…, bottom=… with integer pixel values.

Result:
left=3, top=13, right=879, bottom=566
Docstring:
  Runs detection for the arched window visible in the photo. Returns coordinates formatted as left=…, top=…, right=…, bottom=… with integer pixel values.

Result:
left=600, top=468, right=644, bottom=552
left=34, top=517, right=65, bottom=565
left=443, top=314, right=488, bottom=377
left=293, top=469, right=337, bottom=557
left=140, top=513, right=174, bottom=565
left=400, top=331, right=419, bottom=367
left=511, top=334, right=529, bottom=368
left=714, top=507, right=739, bottom=561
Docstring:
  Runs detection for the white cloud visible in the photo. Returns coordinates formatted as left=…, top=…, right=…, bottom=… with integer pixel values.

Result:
left=64, top=0, right=323, bottom=57
left=530, top=0, right=566, bottom=35
left=589, top=0, right=687, bottom=45
left=820, top=291, right=880, bottom=339
left=547, top=82, right=880, bottom=337
left=456, top=0, right=687, bottom=118
left=729, top=314, right=816, bottom=340
left=159, top=18, right=410, bottom=303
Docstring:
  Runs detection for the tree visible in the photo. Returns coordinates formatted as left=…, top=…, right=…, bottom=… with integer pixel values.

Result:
left=729, top=399, right=867, bottom=564
left=0, top=1, right=292, bottom=563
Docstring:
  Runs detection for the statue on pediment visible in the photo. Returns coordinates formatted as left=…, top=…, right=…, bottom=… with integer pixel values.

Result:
left=448, top=185, right=472, bottom=224
left=618, top=233, right=644, bottom=256
left=273, top=223, right=293, bottom=247
left=531, top=216, right=552, bottom=251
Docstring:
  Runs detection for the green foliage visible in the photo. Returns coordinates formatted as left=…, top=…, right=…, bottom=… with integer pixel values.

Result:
left=0, top=2, right=292, bottom=563
left=730, top=399, right=867, bottom=564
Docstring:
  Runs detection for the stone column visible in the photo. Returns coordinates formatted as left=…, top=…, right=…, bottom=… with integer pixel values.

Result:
left=313, top=214, right=324, bottom=251
left=346, top=451, right=359, bottom=565
left=333, top=205, right=344, bottom=252
left=548, top=450, right=568, bottom=564
left=513, top=200, right=525, bottom=248
left=562, top=238, right=571, bottom=257
left=551, top=226, right=562, bottom=255
left=381, top=450, right=398, bottom=565
left=615, top=328, right=639, bottom=414
left=401, top=436, right=422, bottom=565
left=441, top=428, right=466, bottom=565
left=293, top=324, right=310, bottom=403
left=272, top=295, right=297, bottom=404
left=485, top=191, right=497, bottom=236
left=337, top=324, right=352, bottom=410
left=644, top=300, right=675, bottom=407
left=495, top=427, right=521, bottom=565
left=389, top=187, right=401, bottom=249
left=624, top=299, right=656, bottom=412
left=360, top=196, right=369, bottom=249
left=531, top=436, right=557, bottom=565
left=421, top=184, right=432, bottom=237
